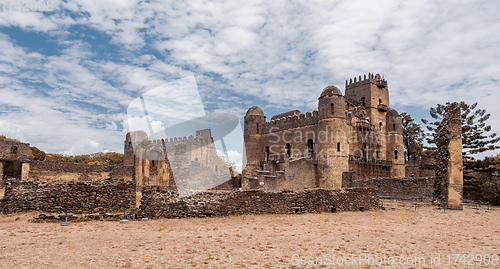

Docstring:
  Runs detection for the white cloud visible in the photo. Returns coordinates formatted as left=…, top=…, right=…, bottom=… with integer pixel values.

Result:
left=1, top=0, right=500, bottom=158
left=217, top=149, right=243, bottom=173
left=63, top=138, right=101, bottom=155
left=0, top=120, right=26, bottom=141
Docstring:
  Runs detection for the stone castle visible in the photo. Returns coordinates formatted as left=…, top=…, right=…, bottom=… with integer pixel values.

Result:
left=0, top=73, right=465, bottom=214
left=0, top=73, right=406, bottom=192
left=242, top=73, right=405, bottom=190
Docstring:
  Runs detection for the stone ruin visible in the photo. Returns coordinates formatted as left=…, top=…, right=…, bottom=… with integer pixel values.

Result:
left=434, top=102, right=463, bottom=209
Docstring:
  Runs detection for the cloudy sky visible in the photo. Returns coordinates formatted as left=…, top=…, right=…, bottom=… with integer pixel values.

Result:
left=1, top=0, right=500, bottom=169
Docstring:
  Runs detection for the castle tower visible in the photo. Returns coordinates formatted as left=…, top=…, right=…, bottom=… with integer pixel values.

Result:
left=345, top=74, right=389, bottom=134
left=316, top=86, right=349, bottom=188
left=243, top=106, right=266, bottom=176
left=386, top=108, right=405, bottom=177
left=124, top=130, right=148, bottom=166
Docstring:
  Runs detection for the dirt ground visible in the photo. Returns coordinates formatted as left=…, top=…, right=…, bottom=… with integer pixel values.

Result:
left=0, top=205, right=499, bottom=268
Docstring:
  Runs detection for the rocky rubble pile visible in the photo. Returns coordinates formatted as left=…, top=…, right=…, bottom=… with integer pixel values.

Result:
left=33, top=212, right=128, bottom=222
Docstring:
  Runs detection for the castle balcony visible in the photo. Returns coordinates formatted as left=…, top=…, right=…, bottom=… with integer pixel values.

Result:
left=355, top=122, right=375, bottom=131
left=377, top=104, right=388, bottom=112
left=348, top=155, right=392, bottom=167
left=376, top=79, right=387, bottom=88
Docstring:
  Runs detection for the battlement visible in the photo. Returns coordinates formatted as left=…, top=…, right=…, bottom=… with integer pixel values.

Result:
left=345, top=73, right=385, bottom=89
left=262, top=110, right=320, bottom=133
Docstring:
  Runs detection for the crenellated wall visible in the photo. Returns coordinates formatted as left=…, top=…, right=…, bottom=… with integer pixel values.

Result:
left=261, top=110, right=320, bottom=134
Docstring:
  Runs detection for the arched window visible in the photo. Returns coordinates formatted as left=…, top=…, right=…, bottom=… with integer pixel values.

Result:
left=394, top=150, right=398, bottom=160
left=286, top=143, right=291, bottom=157
left=265, top=146, right=270, bottom=161
left=337, top=142, right=341, bottom=152
left=361, top=97, right=366, bottom=106
left=331, top=103, right=334, bottom=114
left=379, top=122, right=383, bottom=131
left=256, top=123, right=259, bottom=132
left=379, top=98, right=382, bottom=105
left=393, top=123, right=396, bottom=131
left=307, top=139, right=314, bottom=157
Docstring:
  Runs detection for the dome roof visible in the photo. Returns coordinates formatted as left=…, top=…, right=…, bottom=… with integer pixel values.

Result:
left=320, top=85, right=342, bottom=98
left=386, top=108, right=399, bottom=117
left=246, top=106, right=264, bottom=116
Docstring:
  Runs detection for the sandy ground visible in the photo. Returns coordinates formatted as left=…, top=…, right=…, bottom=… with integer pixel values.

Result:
left=0, top=205, right=499, bottom=268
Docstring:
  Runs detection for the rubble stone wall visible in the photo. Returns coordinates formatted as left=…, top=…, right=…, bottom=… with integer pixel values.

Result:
left=346, top=176, right=436, bottom=201
left=0, top=178, right=135, bottom=214
left=29, top=161, right=133, bottom=182
left=138, top=187, right=379, bottom=218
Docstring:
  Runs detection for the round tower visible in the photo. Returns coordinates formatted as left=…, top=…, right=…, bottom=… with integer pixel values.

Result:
left=318, top=86, right=345, bottom=119
left=243, top=106, right=266, bottom=177
left=316, top=86, right=349, bottom=189
left=386, top=108, right=405, bottom=177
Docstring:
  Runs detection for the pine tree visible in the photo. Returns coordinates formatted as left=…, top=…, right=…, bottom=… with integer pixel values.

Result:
left=421, top=101, right=500, bottom=159
left=401, top=112, right=424, bottom=161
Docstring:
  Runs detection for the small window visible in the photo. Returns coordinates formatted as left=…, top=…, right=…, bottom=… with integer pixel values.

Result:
left=393, top=123, right=396, bottom=131
left=361, top=97, right=366, bottom=106
left=379, top=98, right=382, bottom=105
left=337, top=142, right=341, bottom=152
left=265, top=146, right=270, bottom=161
left=307, top=139, right=314, bottom=157
left=256, top=123, right=259, bottom=132
left=286, top=143, right=291, bottom=157
left=331, top=103, right=334, bottom=114
left=379, top=122, right=382, bottom=131
left=394, top=150, right=398, bottom=160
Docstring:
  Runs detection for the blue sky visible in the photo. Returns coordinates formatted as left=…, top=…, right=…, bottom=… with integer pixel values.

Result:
left=1, top=0, right=500, bottom=170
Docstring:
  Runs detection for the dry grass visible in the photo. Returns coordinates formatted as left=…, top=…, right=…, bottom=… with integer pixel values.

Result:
left=0, top=206, right=499, bottom=268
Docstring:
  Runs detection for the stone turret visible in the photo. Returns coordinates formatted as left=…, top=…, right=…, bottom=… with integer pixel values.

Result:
left=318, top=86, right=345, bottom=119
left=243, top=106, right=266, bottom=176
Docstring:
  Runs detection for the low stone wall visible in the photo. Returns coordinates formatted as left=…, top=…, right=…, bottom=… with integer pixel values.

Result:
left=0, top=178, right=135, bottom=214
left=347, top=177, right=436, bottom=201
left=29, top=161, right=133, bottom=182
left=405, top=161, right=435, bottom=177
left=138, top=187, right=379, bottom=219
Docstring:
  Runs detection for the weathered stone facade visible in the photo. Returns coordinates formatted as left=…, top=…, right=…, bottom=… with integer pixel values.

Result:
left=243, top=74, right=405, bottom=191
left=29, top=161, right=133, bottom=183
left=434, top=102, right=463, bottom=209
left=0, top=140, right=31, bottom=187
left=125, top=129, right=226, bottom=190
